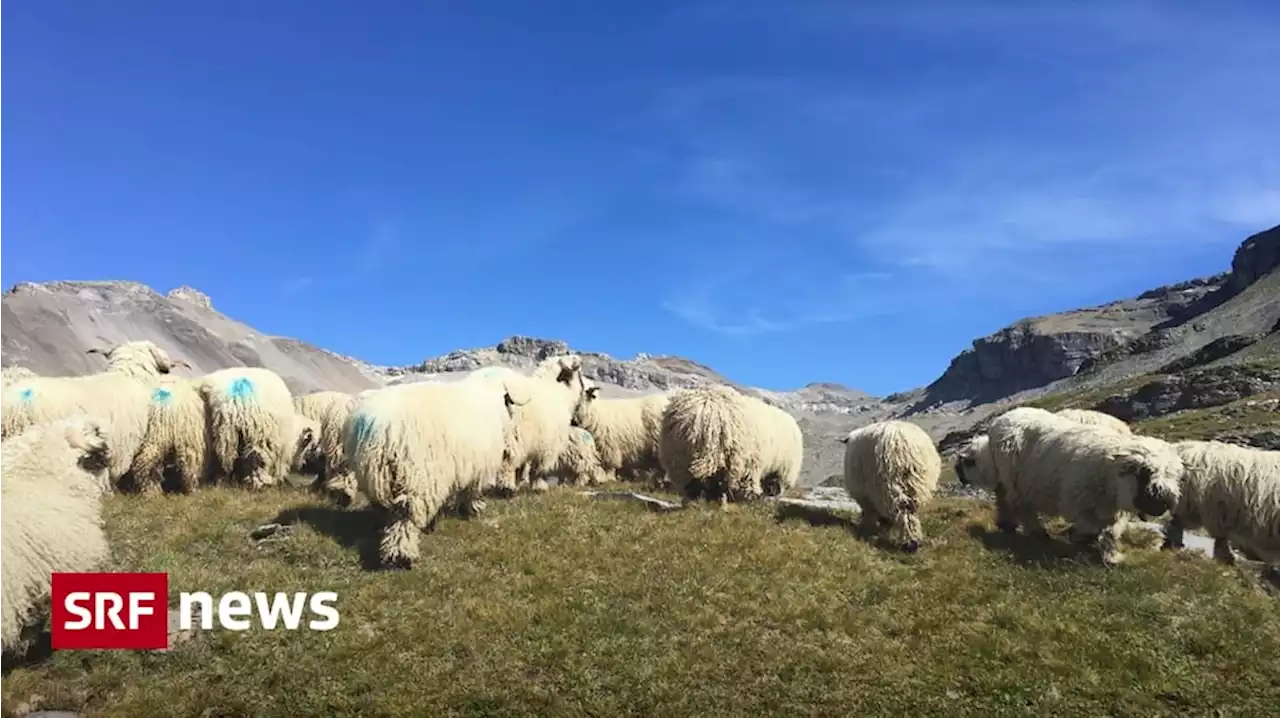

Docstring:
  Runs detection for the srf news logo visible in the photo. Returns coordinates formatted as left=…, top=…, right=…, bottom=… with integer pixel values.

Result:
left=51, top=573, right=340, bottom=650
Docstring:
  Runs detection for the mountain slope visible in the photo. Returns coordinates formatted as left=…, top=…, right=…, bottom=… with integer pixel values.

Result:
left=0, top=281, right=381, bottom=395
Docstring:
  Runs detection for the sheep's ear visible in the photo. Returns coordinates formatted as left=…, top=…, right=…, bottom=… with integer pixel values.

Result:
left=86, top=347, right=109, bottom=357
left=299, top=427, right=315, bottom=444
left=586, top=386, right=601, bottom=400
left=148, top=344, right=175, bottom=370
left=838, top=435, right=850, bottom=444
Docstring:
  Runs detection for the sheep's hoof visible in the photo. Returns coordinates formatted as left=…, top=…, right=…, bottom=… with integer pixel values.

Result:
left=901, top=540, right=920, bottom=554
left=996, top=521, right=1018, bottom=535
left=382, top=555, right=413, bottom=571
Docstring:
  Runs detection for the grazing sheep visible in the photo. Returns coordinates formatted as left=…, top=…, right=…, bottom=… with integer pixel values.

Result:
left=294, top=390, right=358, bottom=505
left=987, top=407, right=1183, bottom=565
left=840, top=420, right=942, bottom=552
left=1056, top=408, right=1132, bottom=434
left=547, top=427, right=610, bottom=486
left=1162, top=440, right=1280, bottom=565
left=659, top=384, right=803, bottom=505
left=1, top=366, right=37, bottom=387
left=0, top=341, right=187, bottom=489
left=288, top=412, right=322, bottom=477
left=954, top=434, right=995, bottom=490
left=199, top=367, right=298, bottom=489
left=2, top=417, right=111, bottom=655
left=344, top=379, right=525, bottom=569
left=130, top=378, right=212, bottom=494
left=571, top=386, right=670, bottom=482
left=463, top=356, right=588, bottom=495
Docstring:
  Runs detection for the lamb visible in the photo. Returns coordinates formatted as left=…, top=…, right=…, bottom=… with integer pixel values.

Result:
left=986, top=406, right=1183, bottom=565
left=344, top=379, right=527, bottom=569
left=1055, top=408, right=1132, bottom=434
left=0, top=341, right=187, bottom=489
left=659, top=384, right=803, bottom=504
left=463, top=356, right=588, bottom=495
left=840, top=420, right=942, bottom=552
left=571, top=386, right=670, bottom=483
left=199, top=367, right=299, bottom=489
left=1162, top=440, right=1280, bottom=565
left=2, top=417, right=111, bottom=655
left=546, top=427, right=610, bottom=486
left=1, top=366, right=37, bottom=387
left=130, top=377, right=212, bottom=494
left=294, top=390, right=359, bottom=505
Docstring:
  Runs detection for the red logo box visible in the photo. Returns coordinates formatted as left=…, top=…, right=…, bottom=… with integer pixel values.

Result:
left=51, top=572, right=170, bottom=650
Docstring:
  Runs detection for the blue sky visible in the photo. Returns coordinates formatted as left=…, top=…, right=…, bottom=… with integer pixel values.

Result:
left=5, top=1, right=1278, bottom=395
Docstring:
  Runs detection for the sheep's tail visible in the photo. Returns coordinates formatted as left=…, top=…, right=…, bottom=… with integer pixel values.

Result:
left=682, top=391, right=747, bottom=479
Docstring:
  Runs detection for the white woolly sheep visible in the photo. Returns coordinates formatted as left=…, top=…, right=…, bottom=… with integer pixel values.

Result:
left=2, top=417, right=111, bottom=655
left=954, top=408, right=1128, bottom=489
left=1, top=366, right=37, bottom=387
left=463, top=356, right=588, bottom=495
left=987, top=406, right=1183, bottom=565
left=546, top=427, right=610, bottom=487
left=659, top=384, right=803, bottom=505
left=344, top=379, right=525, bottom=569
left=571, top=386, right=670, bottom=483
left=1055, top=408, right=1132, bottom=434
left=840, top=420, right=942, bottom=552
left=131, top=377, right=212, bottom=494
left=294, top=390, right=358, bottom=505
left=199, top=367, right=298, bottom=489
left=1162, top=440, right=1280, bottom=565
left=0, top=341, right=187, bottom=489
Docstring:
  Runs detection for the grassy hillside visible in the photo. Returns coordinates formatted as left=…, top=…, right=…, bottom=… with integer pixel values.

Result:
left=5, top=486, right=1280, bottom=717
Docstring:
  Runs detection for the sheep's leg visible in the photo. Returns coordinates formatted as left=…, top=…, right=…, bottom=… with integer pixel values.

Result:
left=1017, top=504, right=1049, bottom=540
left=378, top=512, right=419, bottom=570
left=994, top=485, right=1018, bottom=534
left=858, top=505, right=883, bottom=537
left=1095, top=519, right=1126, bottom=566
left=529, top=463, right=550, bottom=493
left=456, top=486, right=487, bottom=519
left=1212, top=537, right=1236, bottom=565
left=1161, top=516, right=1185, bottom=551
left=888, top=494, right=923, bottom=553
left=323, top=471, right=357, bottom=508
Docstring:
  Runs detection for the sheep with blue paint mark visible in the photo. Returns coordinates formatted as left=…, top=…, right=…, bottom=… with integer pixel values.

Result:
left=548, top=427, right=610, bottom=486
left=131, top=378, right=213, bottom=494
left=0, top=340, right=188, bottom=490
left=2, top=416, right=112, bottom=655
left=462, top=356, right=589, bottom=495
left=294, top=390, right=359, bottom=505
left=571, top=386, right=671, bottom=483
left=344, top=378, right=528, bottom=569
left=198, top=367, right=300, bottom=489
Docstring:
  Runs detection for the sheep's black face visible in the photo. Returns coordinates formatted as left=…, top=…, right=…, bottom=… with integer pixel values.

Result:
left=1132, top=466, right=1173, bottom=519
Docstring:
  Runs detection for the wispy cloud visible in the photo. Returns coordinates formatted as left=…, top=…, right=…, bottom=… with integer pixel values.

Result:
left=652, top=0, right=1280, bottom=335
left=278, top=276, right=314, bottom=295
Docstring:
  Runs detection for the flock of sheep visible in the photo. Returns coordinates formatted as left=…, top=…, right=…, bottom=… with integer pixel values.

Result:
left=2, top=339, right=1278, bottom=656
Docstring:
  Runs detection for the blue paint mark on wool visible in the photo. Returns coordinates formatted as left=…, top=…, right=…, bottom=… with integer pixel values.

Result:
left=152, top=388, right=173, bottom=405
left=579, top=429, right=593, bottom=443
left=352, top=413, right=376, bottom=446
left=227, top=377, right=255, bottom=400
left=18, top=388, right=34, bottom=403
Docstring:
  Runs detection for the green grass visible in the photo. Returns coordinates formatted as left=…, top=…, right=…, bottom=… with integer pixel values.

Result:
left=1023, top=373, right=1158, bottom=413
left=5, top=486, right=1280, bottom=717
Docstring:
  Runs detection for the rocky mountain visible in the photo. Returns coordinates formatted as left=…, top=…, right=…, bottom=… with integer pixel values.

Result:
left=0, top=281, right=381, bottom=395
left=913, top=224, right=1280, bottom=415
